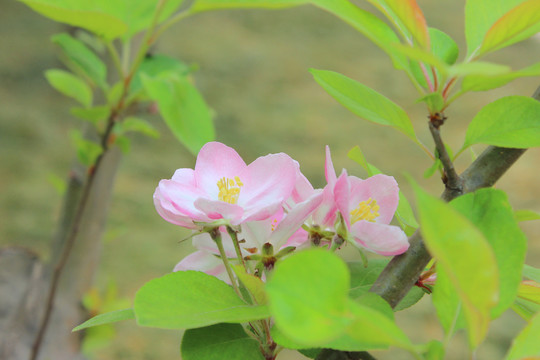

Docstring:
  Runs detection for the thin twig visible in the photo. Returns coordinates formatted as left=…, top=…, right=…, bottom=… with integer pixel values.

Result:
left=428, top=120, right=463, bottom=194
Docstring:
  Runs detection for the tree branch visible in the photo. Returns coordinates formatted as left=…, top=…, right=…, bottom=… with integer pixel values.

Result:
left=320, top=84, right=540, bottom=359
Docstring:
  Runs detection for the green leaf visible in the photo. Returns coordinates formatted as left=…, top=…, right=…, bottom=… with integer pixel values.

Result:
left=513, top=296, right=540, bottom=320
left=404, top=28, right=458, bottom=90
left=524, top=265, right=540, bottom=282
left=45, top=69, right=93, bottom=107
left=181, top=323, right=264, bottom=360
left=106, top=81, right=124, bottom=106
left=423, top=158, right=441, bottom=179
left=465, top=0, right=528, bottom=57
left=20, top=0, right=184, bottom=39
left=70, top=106, right=110, bottom=124
left=448, top=62, right=511, bottom=78
left=430, top=28, right=459, bottom=65
left=451, top=188, right=527, bottom=318
left=73, top=309, right=134, bottom=332
left=412, top=183, right=498, bottom=348
left=311, top=69, right=416, bottom=141
left=423, top=340, right=445, bottom=360
left=461, top=62, right=540, bottom=92
left=70, top=130, right=103, bottom=166
left=266, top=249, right=351, bottom=346
left=504, top=312, right=540, bottom=360
left=310, top=0, right=409, bottom=71
left=51, top=33, right=107, bottom=89
left=432, top=265, right=467, bottom=336
left=142, top=74, right=215, bottom=155
left=478, top=0, right=540, bottom=56
left=232, top=265, right=268, bottom=305
left=191, top=0, right=306, bottom=12
left=348, top=260, right=423, bottom=311
left=365, top=0, right=429, bottom=49
left=100, top=0, right=186, bottom=38
left=462, top=95, right=540, bottom=150
left=271, top=295, right=412, bottom=352
left=130, top=54, right=191, bottom=96
left=134, top=271, right=269, bottom=329
left=348, top=259, right=389, bottom=300
left=515, top=209, right=540, bottom=222
left=117, top=116, right=160, bottom=138
left=345, top=298, right=412, bottom=351
left=417, top=93, right=445, bottom=114
left=18, top=0, right=127, bottom=40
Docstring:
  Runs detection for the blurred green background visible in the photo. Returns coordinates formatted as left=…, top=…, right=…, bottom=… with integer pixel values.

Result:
left=1, top=0, right=539, bottom=359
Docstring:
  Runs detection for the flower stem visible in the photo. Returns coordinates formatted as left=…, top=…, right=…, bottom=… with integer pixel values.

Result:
left=227, top=225, right=248, bottom=271
left=209, top=227, right=242, bottom=298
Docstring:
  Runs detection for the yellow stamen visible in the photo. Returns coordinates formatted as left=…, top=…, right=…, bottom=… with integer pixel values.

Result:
left=217, top=176, right=244, bottom=204
left=350, top=198, right=380, bottom=224
left=271, top=218, right=278, bottom=231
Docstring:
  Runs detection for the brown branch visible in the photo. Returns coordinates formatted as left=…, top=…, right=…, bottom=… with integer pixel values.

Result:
left=29, top=109, right=121, bottom=360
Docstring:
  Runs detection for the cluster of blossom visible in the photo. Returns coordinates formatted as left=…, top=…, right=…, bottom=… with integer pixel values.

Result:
left=153, top=142, right=409, bottom=282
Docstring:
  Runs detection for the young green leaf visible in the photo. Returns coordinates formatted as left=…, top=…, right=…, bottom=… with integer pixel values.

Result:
left=429, top=28, right=459, bottom=65
left=117, top=117, right=160, bottom=138
left=45, top=69, right=93, bottom=107
left=365, top=0, right=429, bottom=49
left=514, top=209, right=540, bottom=222
left=51, top=33, right=107, bottom=89
left=99, top=0, right=186, bottom=38
left=348, top=259, right=390, bottom=300
left=465, top=0, right=527, bottom=57
left=191, top=0, right=307, bottom=12
left=462, top=95, right=540, bottom=151
left=504, top=311, right=540, bottom=360
left=461, top=62, right=540, bottom=92
left=432, top=266, right=466, bottom=336
left=73, top=309, right=134, bottom=332
left=130, top=54, right=191, bottom=97
left=181, top=323, right=264, bottom=360
left=345, top=298, right=413, bottom=351
left=70, top=130, right=103, bottom=166
left=524, top=265, right=540, bottom=282
left=447, top=62, right=511, bottom=78
left=311, top=69, right=417, bottom=141
left=142, top=74, right=215, bottom=155
left=18, top=0, right=127, bottom=40
left=412, top=183, right=499, bottom=348
left=266, top=249, right=351, bottom=346
left=478, top=0, right=540, bottom=57
left=133, top=271, right=269, bottom=329
left=451, top=188, right=527, bottom=318
left=232, top=265, right=268, bottom=305
left=70, top=106, right=110, bottom=125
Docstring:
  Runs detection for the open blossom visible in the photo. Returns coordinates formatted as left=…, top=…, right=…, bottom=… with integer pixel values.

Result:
left=328, top=147, right=409, bottom=256
left=154, top=142, right=298, bottom=228
left=174, top=193, right=323, bottom=282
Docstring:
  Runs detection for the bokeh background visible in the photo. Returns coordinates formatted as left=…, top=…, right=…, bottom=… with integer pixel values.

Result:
left=1, top=0, right=539, bottom=359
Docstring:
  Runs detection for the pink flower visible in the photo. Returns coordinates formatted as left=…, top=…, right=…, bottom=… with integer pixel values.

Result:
left=327, top=147, right=409, bottom=256
left=154, top=142, right=298, bottom=228
left=173, top=193, right=323, bottom=282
